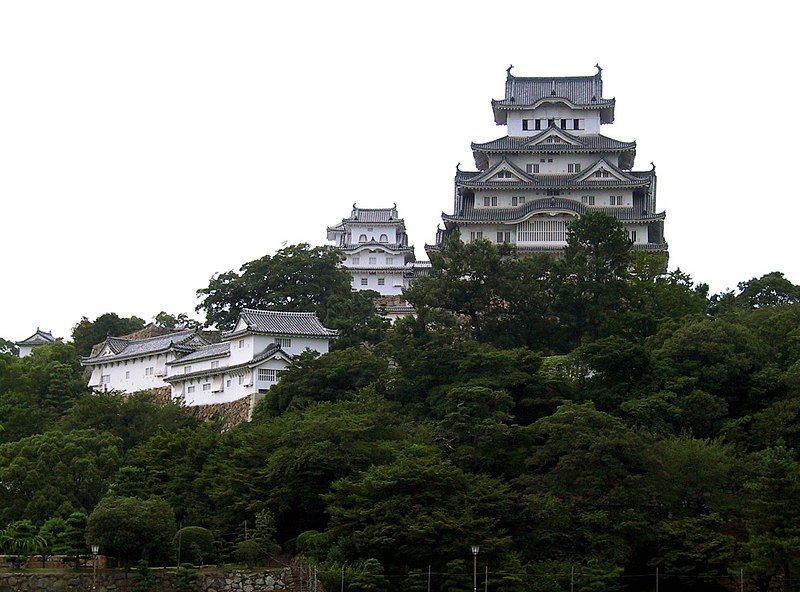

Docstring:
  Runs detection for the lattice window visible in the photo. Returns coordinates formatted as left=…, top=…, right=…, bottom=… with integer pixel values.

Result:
left=258, top=368, right=282, bottom=382
left=517, top=219, right=569, bottom=242
left=274, top=337, right=292, bottom=348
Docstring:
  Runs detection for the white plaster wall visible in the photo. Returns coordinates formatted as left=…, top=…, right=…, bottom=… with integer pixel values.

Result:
left=350, top=271, right=405, bottom=295
left=507, top=107, right=601, bottom=136
left=346, top=223, right=398, bottom=244
left=474, top=189, right=633, bottom=208
left=488, top=153, right=602, bottom=174
left=175, top=357, right=293, bottom=406
left=344, top=248, right=405, bottom=267
left=18, top=345, right=34, bottom=358
left=167, top=355, right=228, bottom=379
left=623, top=223, right=649, bottom=243
left=227, top=335, right=255, bottom=366
left=251, top=334, right=329, bottom=357
left=87, top=353, right=172, bottom=393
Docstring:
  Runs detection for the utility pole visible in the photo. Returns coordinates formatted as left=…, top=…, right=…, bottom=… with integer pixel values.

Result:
left=571, top=565, right=574, bottom=592
left=740, top=567, right=744, bottom=592
left=655, top=567, right=659, bottom=592
left=484, top=565, right=488, bottom=592
left=427, top=565, right=431, bottom=592
left=471, top=546, right=480, bottom=592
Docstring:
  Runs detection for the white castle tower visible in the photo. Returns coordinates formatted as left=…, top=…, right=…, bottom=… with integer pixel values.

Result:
left=327, top=204, right=421, bottom=296
left=428, top=65, right=666, bottom=256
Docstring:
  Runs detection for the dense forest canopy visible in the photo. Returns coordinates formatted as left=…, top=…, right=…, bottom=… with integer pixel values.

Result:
left=1, top=213, right=799, bottom=591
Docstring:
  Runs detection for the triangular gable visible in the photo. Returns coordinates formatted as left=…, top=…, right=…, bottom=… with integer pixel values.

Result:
left=470, top=158, right=529, bottom=183
left=574, top=159, right=631, bottom=183
left=524, top=127, right=583, bottom=148
left=232, top=316, right=250, bottom=334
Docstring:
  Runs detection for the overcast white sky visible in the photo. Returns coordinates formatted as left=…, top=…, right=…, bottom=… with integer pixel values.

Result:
left=1, top=1, right=797, bottom=341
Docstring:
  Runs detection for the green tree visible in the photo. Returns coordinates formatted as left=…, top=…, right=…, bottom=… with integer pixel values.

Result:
left=154, top=312, right=200, bottom=330
left=174, top=527, right=214, bottom=565
left=0, top=430, right=123, bottom=523
left=87, top=496, right=177, bottom=568
left=555, top=212, right=634, bottom=343
left=349, top=558, right=389, bottom=592
left=71, top=313, right=146, bottom=356
left=316, top=444, right=513, bottom=576
left=0, top=520, right=46, bottom=565
left=743, top=447, right=800, bottom=591
left=196, top=243, right=352, bottom=330
left=253, top=347, right=389, bottom=419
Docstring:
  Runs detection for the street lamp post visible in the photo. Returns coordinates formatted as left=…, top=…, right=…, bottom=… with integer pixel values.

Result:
left=91, top=544, right=100, bottom=591
left=471, top=546, right=480, bottom=592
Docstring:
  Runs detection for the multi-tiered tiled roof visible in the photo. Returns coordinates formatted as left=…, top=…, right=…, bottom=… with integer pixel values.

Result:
left=492, top=65, right=615, bottom=125
left=15, top=329, right=55, bottom=347
left=82, top=329, right=205, bottom=365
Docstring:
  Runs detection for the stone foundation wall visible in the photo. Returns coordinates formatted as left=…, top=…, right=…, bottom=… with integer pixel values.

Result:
left=0, top=567, right=289, bottom=592
left=188, top=395, right=254, bottom=428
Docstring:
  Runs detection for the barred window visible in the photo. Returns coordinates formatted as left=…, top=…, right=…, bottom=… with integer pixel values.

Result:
left=258, top=368, right=283, bottom=382
left=274, top=337, right=292, bottom=348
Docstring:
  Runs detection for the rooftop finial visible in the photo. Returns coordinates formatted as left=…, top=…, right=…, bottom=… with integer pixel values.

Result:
left=506, top=64, right=513, bottom=76
left=456, top=162, right=461, bottom=172
left=595, top=63, right=602, bottom=75
left=650, top=161, right=656, bottom=172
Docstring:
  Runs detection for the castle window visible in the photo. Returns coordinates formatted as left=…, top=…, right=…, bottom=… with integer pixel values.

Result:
left=496, top=231, right=512, bottom=244
left=491, top=196, right=498, bottom=206
left=226, top=379, right=231, bottom=387
left=546, top=190, right=561, bottom=196
left=211, top=360, right=219, bottom=369
left=187, top=385, right=195, bottom=394
left=547, top=158, right=553, bottom=163
left=100, top=374, right=111, bottom=384
left=610, top=195, right=623, bottom=205
left=184, top=365, right=192, bottom=374
left=574, top=119, right=582, bottom=130
left=369, top=256, right=377, bottom=265
left=378, top=278, right=385, bottom=286
left=548, top=118, right=555, bottom=127
left=561, top=119, right=568, bottom=129
left=385, top=257, right=394, bottom=265
left=526, top=164, right=539, bottom=173
left=522, top=119, right=531, bottom=131
left=275, top=337, right=292, bottom=348
left=238, top=339, right=244, bottom=348
left=630, top=230, right=638, bottom=242
left=360, top=277, right=368, bottom=286
left=519, top=196, right=526, bottom=204
left=470, top=231, right=483, bottom=242
left=512, top=196, right=517, bottom=206
left=379, top=234, right=388, bottom=242
left=145, top=367, right=154, bottom=376
left=202, top=383, right=211, bottom=391
left=359, top=234, right=367, bottom=242
left=540, top=158, right=546, bottom=163
left=125, top=371, right=130, bottom=379
left=484, top=196, right=490, bottom=206
left=259, top=368, right=282, bottom=382
left=582, top=195, right=596, bottom=205
left=594, top=170, right=610, bottom=178
left=497, top=170, right=513, bottom=179
left=352, top=257, right=360, bottom=264
left=535, top=119, right=542, bottom=130
left=568, top=163, right=581, bottom=173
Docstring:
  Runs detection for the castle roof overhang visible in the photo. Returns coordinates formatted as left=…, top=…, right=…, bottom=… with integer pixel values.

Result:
left=471, top=131, right=636, bottom=170
left=340, top=241, right=414, bottom=255
left=491, top=67, right=615, bottom=125
left=222, top=309, right=338, bottom=340
left=441, top=197, right=666, bottom=227
left=15, top=329, right=55, bottom=347
left=456, top=158, right=653, bottom=191
left=81, top=330, right=204, bottom=366
left=164, top=344, right=291, bottom=383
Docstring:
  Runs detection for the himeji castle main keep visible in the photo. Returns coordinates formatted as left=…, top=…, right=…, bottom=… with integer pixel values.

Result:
left=427, top=65, right=667, bottom=255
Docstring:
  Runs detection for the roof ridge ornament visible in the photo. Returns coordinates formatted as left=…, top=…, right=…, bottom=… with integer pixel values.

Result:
left=650, top=161, right=656, bottom=172
left=595, top=63, right=602, bottom=76
left=506, top=64, right=513, bottom=77
left=456, top=162, right=461, bottom=172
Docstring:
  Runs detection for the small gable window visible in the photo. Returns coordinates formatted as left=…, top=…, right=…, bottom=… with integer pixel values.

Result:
left=358, top=234, right=367, bottom=242
left=379, top=234, right=388, bottom=242
left=496, top=170, right=513, bottom=179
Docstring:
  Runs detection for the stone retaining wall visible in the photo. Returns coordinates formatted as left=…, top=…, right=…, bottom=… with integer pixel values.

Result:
left=0, top=567, right=289, bottom=592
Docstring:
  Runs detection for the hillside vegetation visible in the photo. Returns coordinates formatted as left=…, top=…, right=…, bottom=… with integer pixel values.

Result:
left=1, top=213, right=799, bottom=592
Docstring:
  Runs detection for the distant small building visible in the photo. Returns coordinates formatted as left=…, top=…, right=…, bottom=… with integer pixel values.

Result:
left=81, top=309, right=336, bottom=412
left=15, top=329, right=55, bottom=357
